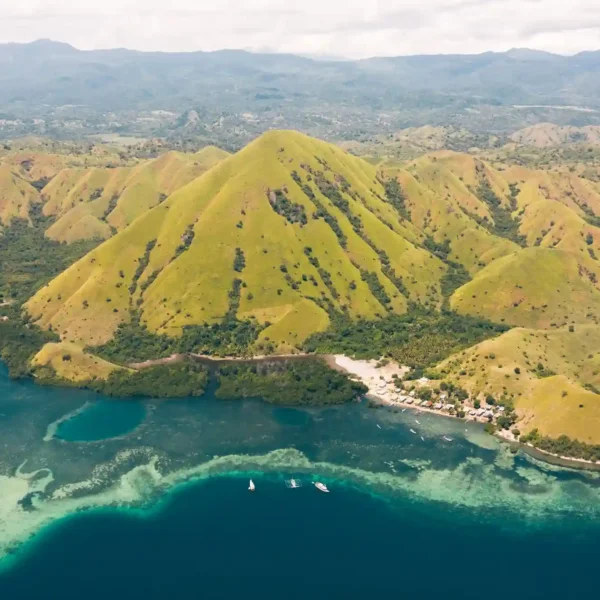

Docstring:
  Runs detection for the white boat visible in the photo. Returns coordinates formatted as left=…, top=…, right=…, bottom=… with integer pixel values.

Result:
left=421, top=436, right=425, bottom=441
left=415, top=420, right=421, bottom=425
left=285, top=478, right=302, bottom=489
left=443, top=436, right=453, bottom=442
left=402, top=408, right=407, bottom=412
left=248, top=479, right=255, bottom=492
left=314, top=482, right=329, bottom=493
left=376, top=424, right=382, bottom=429
left=410, top=429, right=417, bottom=434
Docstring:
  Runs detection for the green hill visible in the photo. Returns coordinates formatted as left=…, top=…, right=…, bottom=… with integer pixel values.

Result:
left=26, top=130, right=445, bottom=349
left=0, top=165, right=41, bottom=226
left=24, top=133, right=600, bottom=349
left=436, top=325, right=600, bottom=443
left=41, top=147, right=230, bottom=243
left=9, top=131, right=600, bottom=445
left=450, top=247, right=600, bottom=328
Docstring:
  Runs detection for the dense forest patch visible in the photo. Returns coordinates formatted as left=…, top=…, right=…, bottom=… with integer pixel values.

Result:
left=216, top=358, right=367, bottom=406
left=0, top=215, right=99, bottom=303
left=304, top=309, right=509, bottom=368
left=93, top=312, right=264, bottom=365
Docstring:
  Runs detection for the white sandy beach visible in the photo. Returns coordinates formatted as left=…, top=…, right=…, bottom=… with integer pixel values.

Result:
left=332, top=355, right=409, bottom=388
left=332, top=354, right=503, bottom=424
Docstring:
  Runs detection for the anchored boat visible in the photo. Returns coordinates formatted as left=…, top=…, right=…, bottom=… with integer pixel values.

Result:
left=314, top=482, right=329, bottom=493
left=249, top=479, right=255, bottom=492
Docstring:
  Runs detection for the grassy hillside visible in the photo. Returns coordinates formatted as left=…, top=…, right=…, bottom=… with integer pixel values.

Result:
left=9, top=131, right=600, bottom=446
left=0, top=166, right=41, bottom=225
left=26, top=130, right=445, bottom=351
left=41, top=147, right=230, bottom=243
left=436, top=325, right=600, bottom=443
left=32, top=341, right=125, bottom=382
left=378, top=151, right=600, bottom=329
left=23, top=133, right=600, bottom=349
left=450, top=247, right=600, bottom=328
left=510, top=123, right=600, bottom=148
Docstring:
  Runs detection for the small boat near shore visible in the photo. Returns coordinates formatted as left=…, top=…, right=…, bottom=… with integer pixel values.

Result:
left=249, top=479, right=255, bottom=492
left=286, top=478, right=302, bottom=489
left=314, top=482, right=329, bottom=493
left=410, top=429, right=417, bottom=434
left=443, top=436, right=453, bottom=442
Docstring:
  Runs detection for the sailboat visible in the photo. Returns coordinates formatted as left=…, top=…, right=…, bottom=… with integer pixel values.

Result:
left=249, top=479, right=255, bottom=492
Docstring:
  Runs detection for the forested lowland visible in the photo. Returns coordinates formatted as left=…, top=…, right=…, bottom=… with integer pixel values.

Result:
left=304, top=311, right=508, bottom=369
left=0, top=215, right=100, bottom=303
left=93, top=361, right=209, bottom=398
left=216, top=359, right=367, bottom=406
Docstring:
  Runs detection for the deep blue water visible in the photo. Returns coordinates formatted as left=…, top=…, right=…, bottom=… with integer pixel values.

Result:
left=2, top=477, right=599, bottom=600
left=1, top=363, right=600, bottom=599
left=56, top=400, right=146, bottom=441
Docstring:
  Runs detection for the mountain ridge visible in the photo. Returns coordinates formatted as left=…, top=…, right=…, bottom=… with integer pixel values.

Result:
left=2, top=130, right=600, bottom=445
left=3, top=40, right=600, bottom=142
left=25, top=130, right=444, bottom=349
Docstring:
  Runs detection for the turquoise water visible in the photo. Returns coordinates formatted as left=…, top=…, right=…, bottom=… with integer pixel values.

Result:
left=55, top=400, right=146, bottom=441
left=1, top=363, right=600, bottom=598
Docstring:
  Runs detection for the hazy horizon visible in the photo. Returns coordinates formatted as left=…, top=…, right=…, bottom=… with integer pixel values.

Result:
left=2, top=1, right=600, bottom=60
left=2, top=37, right=598, bottom=61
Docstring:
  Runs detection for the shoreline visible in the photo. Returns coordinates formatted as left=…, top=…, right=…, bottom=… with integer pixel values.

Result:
left=329, top=354, right=493, bottom=424
left=12, top=350, right=600, bottom=472
left=330, top=354, right=600, bottom=472
left=518, top=442, right=600, bottom=472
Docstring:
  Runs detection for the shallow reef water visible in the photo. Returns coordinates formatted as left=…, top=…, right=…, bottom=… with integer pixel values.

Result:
left=1, top=364, right=600, bottom=598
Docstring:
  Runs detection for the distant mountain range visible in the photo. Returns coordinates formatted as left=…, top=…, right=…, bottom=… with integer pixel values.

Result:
left=2, top=40, right=600, bottom=142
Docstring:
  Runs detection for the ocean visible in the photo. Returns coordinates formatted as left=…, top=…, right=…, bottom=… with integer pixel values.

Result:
left=1, top=363, right=600, bottom=599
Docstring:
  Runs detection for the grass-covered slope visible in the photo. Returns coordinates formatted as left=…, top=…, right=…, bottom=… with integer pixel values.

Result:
left=0, top=166, right=41, bottom=225
left=436, top=325, right=600, bottom=443
left=26, top=130, right=445, bottom=350
left=41, top=148, right=230, bottom=243
left=394, top=153, right=520, bottom=276
left=379, top=151, right=600, bottom=329
left=32, top=341, right=125, bottom=382
left=450, top=247, right=600, bottom=328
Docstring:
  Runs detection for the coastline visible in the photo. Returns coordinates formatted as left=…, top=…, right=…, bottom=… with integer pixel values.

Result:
left=329, top=354, right=600, bottom=471
left=328, top=354, right=494, bottom=424
left=518, top=442, right=600, bottom=472
left=11, top=349, right=600, bottom=472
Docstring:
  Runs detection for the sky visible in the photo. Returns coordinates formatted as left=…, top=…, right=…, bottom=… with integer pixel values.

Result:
left=0, top=0, right=599, bottom=59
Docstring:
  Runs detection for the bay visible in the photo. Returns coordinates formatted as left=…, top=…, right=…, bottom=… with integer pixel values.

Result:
left=1, top=363, right=600, bottom=599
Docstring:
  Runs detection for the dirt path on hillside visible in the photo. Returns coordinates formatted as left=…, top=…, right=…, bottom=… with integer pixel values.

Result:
left=129, top=352, right=315, bottom=370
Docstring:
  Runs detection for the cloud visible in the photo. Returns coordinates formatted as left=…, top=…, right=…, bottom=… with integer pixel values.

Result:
left=0, top=0, right=599, bottom=58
